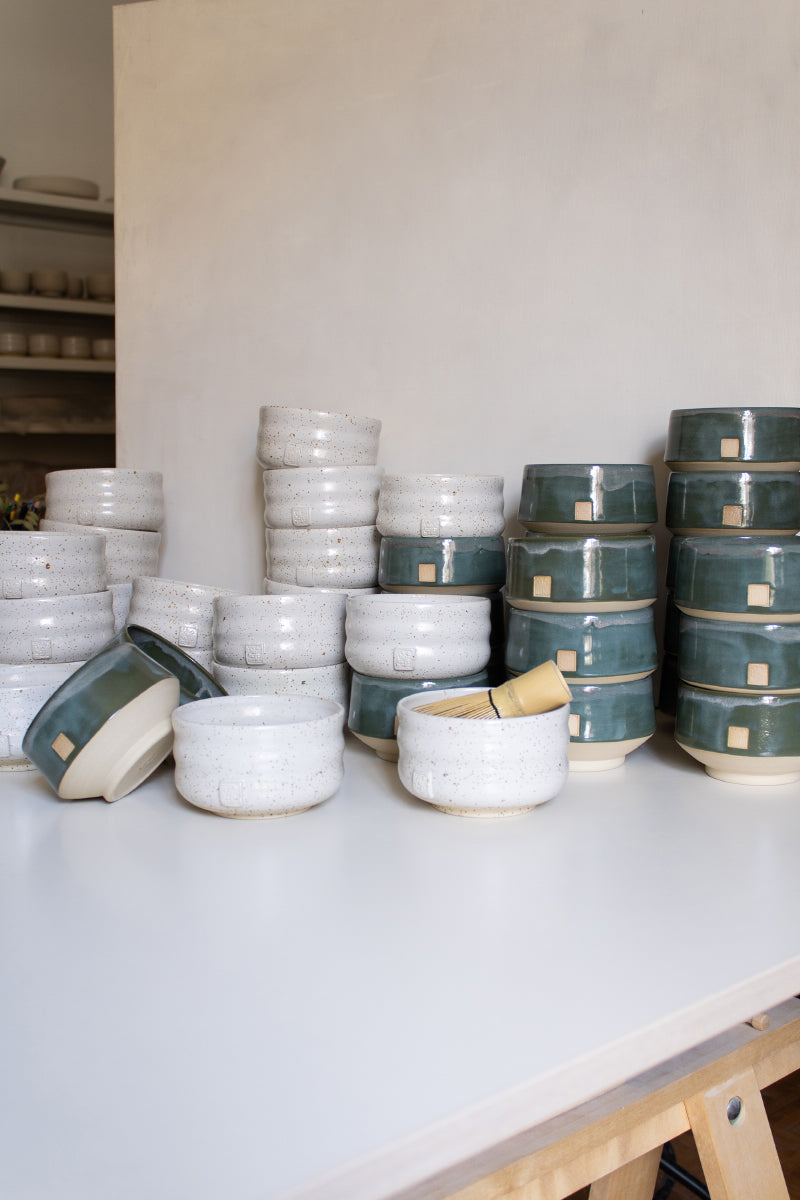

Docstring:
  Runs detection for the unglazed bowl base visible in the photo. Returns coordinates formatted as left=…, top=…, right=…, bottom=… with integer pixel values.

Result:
left=519, top=521, right=653, bottom=535
left=507, top=668, right=655, bottom=685
left=675, top=740, right=800, bottom=786
left=0, top=758, right=37, bottom=771
left=665, top=460, right=800, bottom=473
left=432, top=803, right=538, bottom=818
left=568, top=734, right=652, bottom=772
left=507, top=598, right=656, bottom=613
left=676, top=605, right=800, bottom=624
left=351, top=731, right=399, bottom=761
left=379, top=583, right=500, bottom=596
left=669, top=526, right=796, bottom=537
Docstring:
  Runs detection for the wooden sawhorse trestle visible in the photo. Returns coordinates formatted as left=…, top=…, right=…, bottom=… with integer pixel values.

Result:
left=446, top=998, right=800, bottom=1200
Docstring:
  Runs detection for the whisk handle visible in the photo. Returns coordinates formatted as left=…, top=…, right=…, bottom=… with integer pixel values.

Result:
left=493, top=661, right=572, bottom=717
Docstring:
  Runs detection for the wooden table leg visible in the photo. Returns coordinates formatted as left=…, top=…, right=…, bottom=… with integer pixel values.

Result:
left=686, top=1066, right=790, bottom=1200
left=588, top=1145, right=662, bottom=1200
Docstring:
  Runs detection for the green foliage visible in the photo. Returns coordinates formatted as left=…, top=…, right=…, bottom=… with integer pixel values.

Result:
left=0, top=480, right=45, bottom=530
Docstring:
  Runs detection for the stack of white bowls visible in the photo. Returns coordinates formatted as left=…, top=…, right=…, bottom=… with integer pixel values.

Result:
left=258, top=405, right=382, bottom=595
left=39, top=467, right=165, bottom=628
left=211, top=593, right=350, bottom=706
left=344, top=593, right=493, bottom=760
left=0, top=530, right=114, bottom=769
left=127, top=577, right=236, bottom=673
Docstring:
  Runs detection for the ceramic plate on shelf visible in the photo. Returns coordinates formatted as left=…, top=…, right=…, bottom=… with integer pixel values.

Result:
left=13, top=175, right=100, bottom=200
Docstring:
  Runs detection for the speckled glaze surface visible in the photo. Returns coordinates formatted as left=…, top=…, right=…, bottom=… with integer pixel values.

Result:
left=666, top=470, right=800, bottom=534
left=108, top=582, right=133, bottom=633
left=108, top=624, right=226, bottom=705
left=263, top=577, right=379, bottom=597
left=0, top=590, right=114, bottom=664
left=0, top=662, right=82, bottom=768
left=566, top=677, right=656, bottom=747
left=265, top=525, right=380, bottom=588
left=505, top=607, right=657, bottom=682
left=212, top=660, right=350, bottom=707
left=664, top=407, right=800, bottom=470
left=345, top=593, right=491, bottom=679
left=376, top=474, right=505, bottom=538
left=396, top=687, right=570, bottom=816
left=263, top=465, right=382, bottom=529
left=505, top=533, right=658, bottom=611
left=44, top=468, right=164, bottom=532
left=677, top=615, right=800, bottom=694
left=128, top=577, right=235, bottom=655
left=348, top=668, right=490, bottom=742
left=39, top=519, right=161, bottom=583
left=212, top=592, right=346, bottom=668
left=0, top=531, right=106, bottom=598
left=257, top=406, right=381, bottom=469
left=172, top=695, right=346, bottom=818
left=22, top=641, right=180, bottom=801
left=673, top=535, right=800, bottom=622
left=675, top=683, right=800, bottom=782
left=517, top=464, right=657, bottom=532
left=378, top=536, right=506, bottom=593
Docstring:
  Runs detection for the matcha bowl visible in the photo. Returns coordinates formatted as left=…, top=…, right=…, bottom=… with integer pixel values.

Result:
left=675, top=683, right=800, bottom=784
left=505, top=606, right=657, bottom=682
left=378, top=535, right=506, bottom=594
left=347, top=667, right=490, bottom=760
left=666, top=470, right=800, bottom=535
left=664, top=407, right=800, bottom=471
left=677, top=615, right=800, bottom=694
left=566, top=677, right=656, bottom=770
left=673, top=535, right=800, bottom=622
left=505, top=533, right=657, bottom=612
left=517, top=464, right=657, bottom=533
left=377, top=473, right=505, bottom=538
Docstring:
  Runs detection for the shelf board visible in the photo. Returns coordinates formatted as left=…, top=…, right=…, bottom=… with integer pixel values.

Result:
left=0, top=419, right=115, bottom=436
left=0, top=355, right=115, bottom=373
left=0, top=293, right=114, bottom=317
left=0, top=186, right=113, bottom=236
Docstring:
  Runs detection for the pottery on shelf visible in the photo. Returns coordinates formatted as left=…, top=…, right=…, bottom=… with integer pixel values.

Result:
left=673, top=535, right=800, bottom=623
left=344, top=593, right=492, bottom=680
left=666, top=470, right=800, bottom=535
left=127, top=577, right=235, bottom=656
left=257, top=405, right=381, bottom=469
left=0, top=530, right=106, bottom=599
left=505, top=533, right=658, bottom=612
left=44, top=468, right=165, bottom=533
left=664, top=407, right=800, bottom=471
left=677, top=615, right=800, bottom=695
left=0, top=590, right=114, bottom=665
left=504, top=606, right=657, bottom=683
left=212, top=592, right=347, bottom=668
left=517, top=463, right=657, bottom=533
left=566, top=677, right=657, bottom=771
left=378, top=535, right=506, bottom=594
left=376, top=473, right=505, bottom=539
left=263, top=465, right=381, bottom=530
left=675, top=683, right=800, bottom=784
left=212, top=660, right=350, bottom=707
left=0, top=662, right=83, bottom=770
left=265, top=525, right=380, bottom=589
left=39, top=519, right=161, bottom=583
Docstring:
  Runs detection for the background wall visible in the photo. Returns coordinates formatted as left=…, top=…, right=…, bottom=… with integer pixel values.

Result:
left=114, top=0, right=800, bottom=593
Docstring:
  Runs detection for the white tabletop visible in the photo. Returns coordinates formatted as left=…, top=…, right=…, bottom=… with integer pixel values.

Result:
left=2, top=719, right=800, bottom=1200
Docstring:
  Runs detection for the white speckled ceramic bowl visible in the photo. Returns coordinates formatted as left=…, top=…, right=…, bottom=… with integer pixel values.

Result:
left=60, top=336, right=91, bottom=359
left=28, top=332, right=60, bottom=358
left=376, top=474, right=505, bottom=538
left=0, top=590, right=114, bottom=664
left=0, top=530, right=106, bottom=598
left=44, top=467, right=164, bottom=532
left=91, top=337, right=115, bottom=361
left=265, top=525, right=380, bottom=588
left=0, top=268, right=30, bottom=294
left=345, top=593, right=491, bottom=679
left=39, top=519, right=161, bottom=583
left=212, top=592, right=346, bottom=668
left=263, top=577, right=378, bottom=597
left=263, top=465, right=382, bottom=529
left=212, top=660, right=350, bottom=707
left=0, top=662, right=83, bottom=769
left=396, top=687, right=570, bottom=817
left=257, top=406, right=381, bottom=469
left=0, top=331, right=27, bottom=355
left=31, top=268, right=67, bottom=297
left=172, top=694, right=346, bottom=818
left=128, top=577, right=235, bottom=655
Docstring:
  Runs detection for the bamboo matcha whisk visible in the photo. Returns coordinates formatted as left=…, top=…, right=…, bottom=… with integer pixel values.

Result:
left=414, top=660, right=572, bottom=719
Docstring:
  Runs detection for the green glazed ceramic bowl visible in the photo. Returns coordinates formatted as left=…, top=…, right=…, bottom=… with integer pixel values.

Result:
left=22, top=640, right=180, bottom=802
left=378, top=536, right=506, bottom=594
left=347, top=667, right=490, bottom=760
left=108, top=624, right=227, bottom=704
left=505, top=607, right=657, bottom=682
left=505, top=533, right=657, bottom=612
left=673, top=535, right=800, bottom=623
left=675, top=683, right=800, bottom=783
left=666, top=470, right=800, bottom=535
left=518, top=463, right=657, bottom=532
left=566, top=676, right=656, bottom=771
left=677, top=615, right=800, bottom=694
left=664, top=407, right=800, bottom=471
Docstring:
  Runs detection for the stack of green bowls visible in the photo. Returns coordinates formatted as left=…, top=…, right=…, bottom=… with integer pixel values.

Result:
left=664, top=407, right=800, bottom=783
left=506, top=464, right=659, bottom=771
